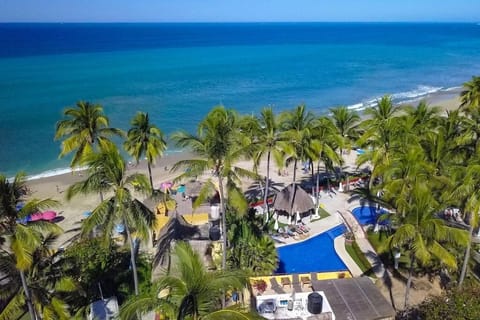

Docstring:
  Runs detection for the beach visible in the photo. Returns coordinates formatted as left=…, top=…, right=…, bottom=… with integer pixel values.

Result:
left=22, top=92, right=463, bottom=247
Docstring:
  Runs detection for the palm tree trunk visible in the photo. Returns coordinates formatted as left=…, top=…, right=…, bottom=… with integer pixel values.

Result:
left=20, top=270, right=36, bottom=320
left=263, top=151, right=271, bottom=215
left=459, top=224, right=473, bottom=286
left=124, top=221, right=139, bottom=296
left=217, top=174, right=227, bottom=308
left=147, top=162, right=154, bottom=192
left=404, top=254, right=415, bottom=308
left=289, top=159, right=298, bottom=217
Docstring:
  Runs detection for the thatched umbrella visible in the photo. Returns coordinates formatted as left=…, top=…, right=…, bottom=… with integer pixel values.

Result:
left=273, top=184, right=315, bottom=217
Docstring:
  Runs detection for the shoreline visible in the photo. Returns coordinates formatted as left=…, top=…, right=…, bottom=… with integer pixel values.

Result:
left=14, top=84, right=464, bottom=182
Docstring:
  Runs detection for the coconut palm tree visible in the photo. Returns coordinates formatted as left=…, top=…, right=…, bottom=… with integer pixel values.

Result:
left=120, top=241, right=258, bottom=320
left=246, top=107, right=285, bottom=215
left=311, top=116, right=343, bottom=203
left=0, top=233, right=79, bottom=320
left=124, top=112, right=167, bottom=191
left=329, top=106, right=360, bottom=157
left=0, top=173, right=63, bottom=320
left=448, top=160, right=480, bottom=286
left=278, top=105, right=317, bottom=216
left=460, top=76, right=480, bottom=112
left=171, top=106, right=257, bottom=272
left=66, top=143, right=156, bottom=296
left=227, top=212, right=278, bottom=276
left=54, top=101, right=124, bottom=168
left=357, top=95, right=401, bottom=185
left=382, top=183, right=468, bottom=308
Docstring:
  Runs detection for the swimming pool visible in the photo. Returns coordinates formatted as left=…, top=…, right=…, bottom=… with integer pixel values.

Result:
left=351, top=206, right=387, bottom=225
left=275, top=224, right=348, bottom=274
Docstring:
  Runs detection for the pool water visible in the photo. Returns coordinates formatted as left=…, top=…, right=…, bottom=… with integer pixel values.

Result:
left=351, top=206, right=387, bottom=225
left=275, top=224, right=348, bottom=274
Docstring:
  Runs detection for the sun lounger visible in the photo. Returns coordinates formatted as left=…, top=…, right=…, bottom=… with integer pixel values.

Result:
left=281, top=277, right=291, bottom=288
left=301, top=276, right=312, bottom=288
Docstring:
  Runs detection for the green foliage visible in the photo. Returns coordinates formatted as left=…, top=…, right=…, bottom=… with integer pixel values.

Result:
left=62, top=238, right=152, bottom=310
left=398, top=284, right=480, bottom=320
left=120, top=241, right=250, bottom=320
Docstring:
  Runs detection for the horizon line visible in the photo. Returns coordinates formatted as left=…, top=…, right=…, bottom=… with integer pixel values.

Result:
left=0, top=20, right=478, bottom=24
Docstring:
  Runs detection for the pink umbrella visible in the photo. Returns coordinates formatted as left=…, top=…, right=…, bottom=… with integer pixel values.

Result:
left=30, top=212, right=43, bottom=222
left=161, top=182, right=173, bottom=191
left=41, top=211, right=57, bottom=221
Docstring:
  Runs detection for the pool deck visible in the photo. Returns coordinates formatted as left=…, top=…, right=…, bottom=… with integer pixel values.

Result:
left=275, top=189, right=386, bottom=279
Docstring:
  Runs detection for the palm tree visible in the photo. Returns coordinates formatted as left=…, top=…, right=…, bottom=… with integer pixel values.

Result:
left=382, top=184, right=468, bottom=308
left=227, top=213, right=278, bottom=276
left=247, top=107, right=285, bottom=215
left=278, top=104, right=317, bottom=216
left=311, top=117, right=342, bottom=203
left=357, top=95, right=401, bottom=185
left=0, top=233, right=79, bottom=320
left=329, top=106, right=360, bottom=157
left=0, top=173, right=63, bottom=320
left=55, top=101, right=124, bottom=168
left=66, top=143, right=156, bottom=296
left=448, top=161, right=480, bottom=286
left=460, top=76, right=480, bottom=112
left=124, top=112, right=167, bottom=191
left=171, top=106, right=256, bottom=271
left=120, top=241, right=258, bottom=320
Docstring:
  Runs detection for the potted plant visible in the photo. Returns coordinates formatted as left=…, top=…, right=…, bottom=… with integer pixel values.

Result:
left=253, top=279, right=267, bottom=295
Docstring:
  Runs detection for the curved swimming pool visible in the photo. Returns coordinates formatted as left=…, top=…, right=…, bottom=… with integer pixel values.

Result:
left=275, top=224, right=348, bottom=274
left=351, top=206, right=387, bottom=225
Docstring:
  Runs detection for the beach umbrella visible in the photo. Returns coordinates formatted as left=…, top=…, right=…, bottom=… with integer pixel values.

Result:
left=41, top=211, right=57, bottom=221
left=30, top=212, right=43, bottom=222
left=161, top=182, right=173, bottom=192
left=273, top=184, right=315, bottom=215
left=115, top=224, right=125, bottom=234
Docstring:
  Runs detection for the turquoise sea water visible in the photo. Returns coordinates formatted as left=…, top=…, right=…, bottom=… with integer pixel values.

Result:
left=1, top=23, right=480, bottom=177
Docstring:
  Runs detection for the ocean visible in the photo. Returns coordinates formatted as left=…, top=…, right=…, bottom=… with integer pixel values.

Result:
left=1, top=22, right=480, bottom=178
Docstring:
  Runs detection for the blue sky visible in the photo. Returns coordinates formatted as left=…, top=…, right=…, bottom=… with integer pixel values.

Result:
left=1, top=0, right=480, bottom=22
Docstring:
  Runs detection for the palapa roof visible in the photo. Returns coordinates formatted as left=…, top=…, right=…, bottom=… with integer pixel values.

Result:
left=273, top=183, right=314, bottom=215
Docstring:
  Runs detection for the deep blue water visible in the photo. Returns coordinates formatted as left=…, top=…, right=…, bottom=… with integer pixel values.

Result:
left=276, top=224, right=348, bottom=274
left=1, top=23, right=480, bottom=177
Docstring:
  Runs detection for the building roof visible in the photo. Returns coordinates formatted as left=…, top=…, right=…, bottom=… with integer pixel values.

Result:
left=312, top=277, right=395, bottom=320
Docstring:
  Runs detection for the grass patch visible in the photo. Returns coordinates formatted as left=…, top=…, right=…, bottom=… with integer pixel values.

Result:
left=311, top=207, right=330, bottom=222
left=345, top=240, right=376, bottom=278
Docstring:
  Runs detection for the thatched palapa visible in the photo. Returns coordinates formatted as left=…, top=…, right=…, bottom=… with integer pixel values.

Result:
left=273, top=183, right=314, bottom=215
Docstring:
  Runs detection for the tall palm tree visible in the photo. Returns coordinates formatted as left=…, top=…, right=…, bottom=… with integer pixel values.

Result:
left=278, top=104, right=317, bottom=215
left=124, top=112, right=167, bottom=191
left=311, top=117, right=342, bottom=202
left=382, top=184, right=468, bottom=308
left=0, top=173, right=62, bottom=320
left=460, top=76, right=480, bottom=112
left=0, top=233, right=79, bottom=320
left=448, top=161, right=480, bottom=286
left=171, top=106, right=256, bottom=271
left=66, top=143, right=155, bottom=296
left=248, top=107, right=285, bottom=215
left=120, top=241, right=257, bottom=320
left=329, top=106, right=360, bottom=157
left=55, top=101, right=124, bottom=168
left=357, top=95, right=401, bottom=185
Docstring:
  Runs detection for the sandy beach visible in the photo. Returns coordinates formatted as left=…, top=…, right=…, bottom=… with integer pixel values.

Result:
left=24, top=94, right=463, bottom=247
